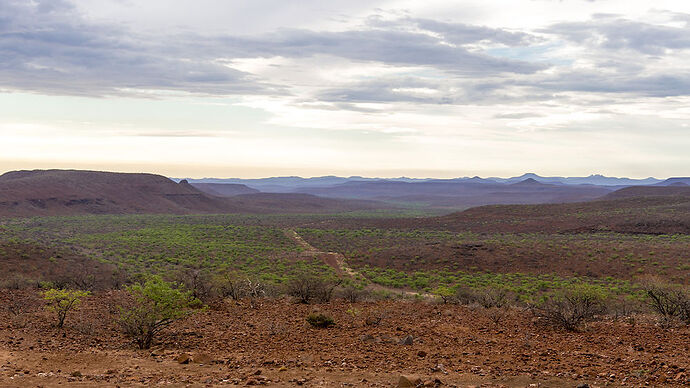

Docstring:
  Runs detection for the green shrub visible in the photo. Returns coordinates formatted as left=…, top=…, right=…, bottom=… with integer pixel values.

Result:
left=306, top=313, right=335, bottom=328
left=43, top=288, right=90, bottom=328
left=117, top=276, right=198, bottom=349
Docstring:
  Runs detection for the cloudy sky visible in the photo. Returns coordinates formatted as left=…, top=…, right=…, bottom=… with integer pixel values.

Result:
left=1, top=0, right=689, bottom=178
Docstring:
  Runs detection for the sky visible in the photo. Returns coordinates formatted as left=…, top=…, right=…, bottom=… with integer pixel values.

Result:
left=0, top=0, right=689, bottom=179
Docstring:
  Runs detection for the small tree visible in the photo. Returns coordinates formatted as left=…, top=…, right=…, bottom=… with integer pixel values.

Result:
left=531, top=284, right=607, bottom=331
left=434, top=286, right=455, bottom=304
left=43, top=288, right=90, bottom=328
left=118, top=276, right=197, bottom=349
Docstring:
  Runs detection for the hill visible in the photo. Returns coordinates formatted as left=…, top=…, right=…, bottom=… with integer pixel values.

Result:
left=0, top=170, right=390, bottom=217
left=191, top=183, right=260, bottom=197
left=655, top=177, right=690, bottom=186
left=421, top=195, right=690, bottom=234
left=603, top=185, right=690, bottom=200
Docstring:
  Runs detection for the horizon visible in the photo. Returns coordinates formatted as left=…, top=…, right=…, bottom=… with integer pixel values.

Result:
left=0, top=167, right=675, bottom=181
left=1, top=1, right=690, bottom=178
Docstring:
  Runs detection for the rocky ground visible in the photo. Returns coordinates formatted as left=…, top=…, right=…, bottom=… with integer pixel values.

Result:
left=0, top=290, right=688, bottom=387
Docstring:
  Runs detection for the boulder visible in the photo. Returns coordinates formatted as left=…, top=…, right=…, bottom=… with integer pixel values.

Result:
left=399, top=335, right=414, bottom=345
left=398, top=375, right=422, bottom=387
left=192, top=353, right=212, bottom=364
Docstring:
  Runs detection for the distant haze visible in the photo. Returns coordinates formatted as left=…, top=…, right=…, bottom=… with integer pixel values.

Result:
left=1, top=0, right=689, bottom=178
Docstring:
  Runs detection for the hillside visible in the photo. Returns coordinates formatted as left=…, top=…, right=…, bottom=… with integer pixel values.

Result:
left=191, top=182, right=260, bottom=197
left=422, top=195, right=690, bottom=234
left=603, top=185, right=690, bottom=199
left=0, top=170, right=390, bottom=217
left=294, top=178, right=613, bottom=208
left=0, top=169, right=228, bottom=216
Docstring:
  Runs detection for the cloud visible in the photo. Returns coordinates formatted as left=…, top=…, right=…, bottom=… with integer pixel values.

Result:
left=1, top=0, right=690, bottom=111
left=0, top=1, right=545, bottom=98
left=543, top=15, right=690, bottom=55
left=0, top=0, right=275, bottom=97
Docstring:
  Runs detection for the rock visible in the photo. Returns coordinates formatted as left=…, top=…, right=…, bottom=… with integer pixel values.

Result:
left=70, top=371, right=82, bottom=378
left=417, top=350, right=427, bottom=358
left=253, top=369, right=263, bottom=375
left=192, top=353, right=212, bottom=364
left=278, top=366, right=287, bottom=372
left=359, top=334, right=376, bottom=343
left=576, top=384, right=590, bottom=388
left=398, top=375, right=422, bottom=387
left=176, top=354, right=192, bottom=364
left=399, top=335, right=414, bottom=345
left=423, top=378, right=443, bottom=387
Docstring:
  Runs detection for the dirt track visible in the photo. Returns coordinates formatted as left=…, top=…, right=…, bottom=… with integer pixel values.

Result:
left=287, top=229, right=434, bottom=299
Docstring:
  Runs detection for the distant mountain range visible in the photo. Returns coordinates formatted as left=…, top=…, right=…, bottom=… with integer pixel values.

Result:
left=179, top=173, right=668, bottom=191
left=178, top=173, right=690, bottom=210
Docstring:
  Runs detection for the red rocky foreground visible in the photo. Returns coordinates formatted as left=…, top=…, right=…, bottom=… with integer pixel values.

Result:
left=0, top=290, right=688, bottom=387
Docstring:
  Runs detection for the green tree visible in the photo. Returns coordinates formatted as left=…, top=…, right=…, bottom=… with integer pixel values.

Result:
left=118, top=276, right=197, bottom=349
left=43, top=288, right=90, bottom=328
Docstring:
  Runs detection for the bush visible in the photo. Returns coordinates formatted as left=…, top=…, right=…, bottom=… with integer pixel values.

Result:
left=452, top=285, right=509, bottom=308
left=287, top=273, right=342, bottom=304
left=43, top=288, right=90, bottom=328
left=531, top=284, right=607, bottom=331
left=213, top=272, right=246, bottom=301
left=117, top=276, right=198, bottom=349
left=306, top=313, right=335, bottom=328
left=339, top=285, right=368, bottom=303
left=474, top=286, right=509, bottom=308
left=175, top=269, right=213, bottom=303
left=642, top=280, right=689, bottom=327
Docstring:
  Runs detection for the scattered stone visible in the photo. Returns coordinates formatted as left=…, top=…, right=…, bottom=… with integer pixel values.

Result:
left=70, top=371, right=82, bottom=378
left=576, top=384, right=590, bottom=388
left=417, top=350, right=427, bottom=358
left=399, top=335, right=414, bottom=345
left=398, top=375, right=422, bottom=387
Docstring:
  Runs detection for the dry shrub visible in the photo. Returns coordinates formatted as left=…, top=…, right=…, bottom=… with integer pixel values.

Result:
left=642, top=279, right=690, bottom=327
left=530, top=285, right=607, bottom=331
left=454, top=285, right=510, bottom=308
left=364, top=309, right=387, bottom=326
left=213, top=272, right=247, bottom=301
left=287, top=273, right=342, bottom=304
left=485, top=306, right=507, bottom=326
left=339, top=286, right=368, bottom=303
